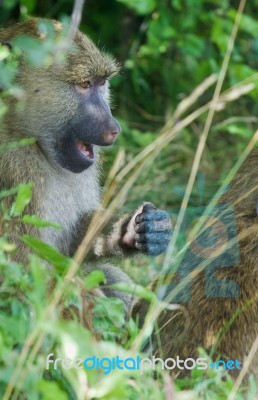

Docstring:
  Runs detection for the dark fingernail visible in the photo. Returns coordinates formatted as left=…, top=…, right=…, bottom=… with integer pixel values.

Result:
left=142, top=203, right=157, bottom=212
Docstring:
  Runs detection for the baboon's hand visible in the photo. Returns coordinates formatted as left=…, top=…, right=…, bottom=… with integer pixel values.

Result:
left=122, top=203, right=172, bottom=256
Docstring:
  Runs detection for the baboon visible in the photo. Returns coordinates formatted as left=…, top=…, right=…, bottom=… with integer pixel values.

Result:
left=134, top=150, right=258, bottom=379
left=0, top=19, right=171, bottom=315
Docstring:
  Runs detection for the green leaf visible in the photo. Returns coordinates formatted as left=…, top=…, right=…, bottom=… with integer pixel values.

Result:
left=94, top=297, right=125, bottom=332
left=3, top=0, right=18, bottom=10
left=0, top=62, right=18, bottom=90
left=225, top=125, right=253, bottom=138
left=0, top=187, right=19, bottom=200
left=20, top=0, right=36, bottom=13
left=0, top=46, right=10, bottom=62
left=1, top=241, right=16, bottom=253
left=228, top=9, right=258, bottom=37
left=131, top=129, right=156, bottom=147
left=0, top=138, right=35, bottom=153
left=21, top=215, right=62, bottom=230
left=117, top=0, right=156, bottom=15
left=211, top=17, right=232, bottom=52
left=247, top=376, right=258, bottom=400
left=28, top=256, right=48, bottom=309
left=84, top=270, right=106, bottom=289
left=21, top=235, right=71, bottom=271
left=38, top=380, right=68, bottom=400
left=10, top=183, right=32, bottom=216
left=13, top=36, right=51, bottom=67
left=109, top=282, right=156, bottom=302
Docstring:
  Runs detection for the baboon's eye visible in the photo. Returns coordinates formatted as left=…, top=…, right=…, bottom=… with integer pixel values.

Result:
left=99, top=78, right=106, bottom=86
left=80, top=80, right=91, bottom=89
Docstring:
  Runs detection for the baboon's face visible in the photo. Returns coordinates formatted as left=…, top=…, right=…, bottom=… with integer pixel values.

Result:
left=54, top=77, right=121, bottom=173
left=16, top=71, right=121, bottom=173
left=11, top=28, right=121, bottom=173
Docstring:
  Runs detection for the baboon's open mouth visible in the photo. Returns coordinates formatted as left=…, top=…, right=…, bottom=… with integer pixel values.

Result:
left=75, top=141, right=95, bottom=160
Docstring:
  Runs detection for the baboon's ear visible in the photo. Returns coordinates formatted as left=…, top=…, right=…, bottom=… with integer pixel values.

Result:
left=1, top=41, right=13, bottom=51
